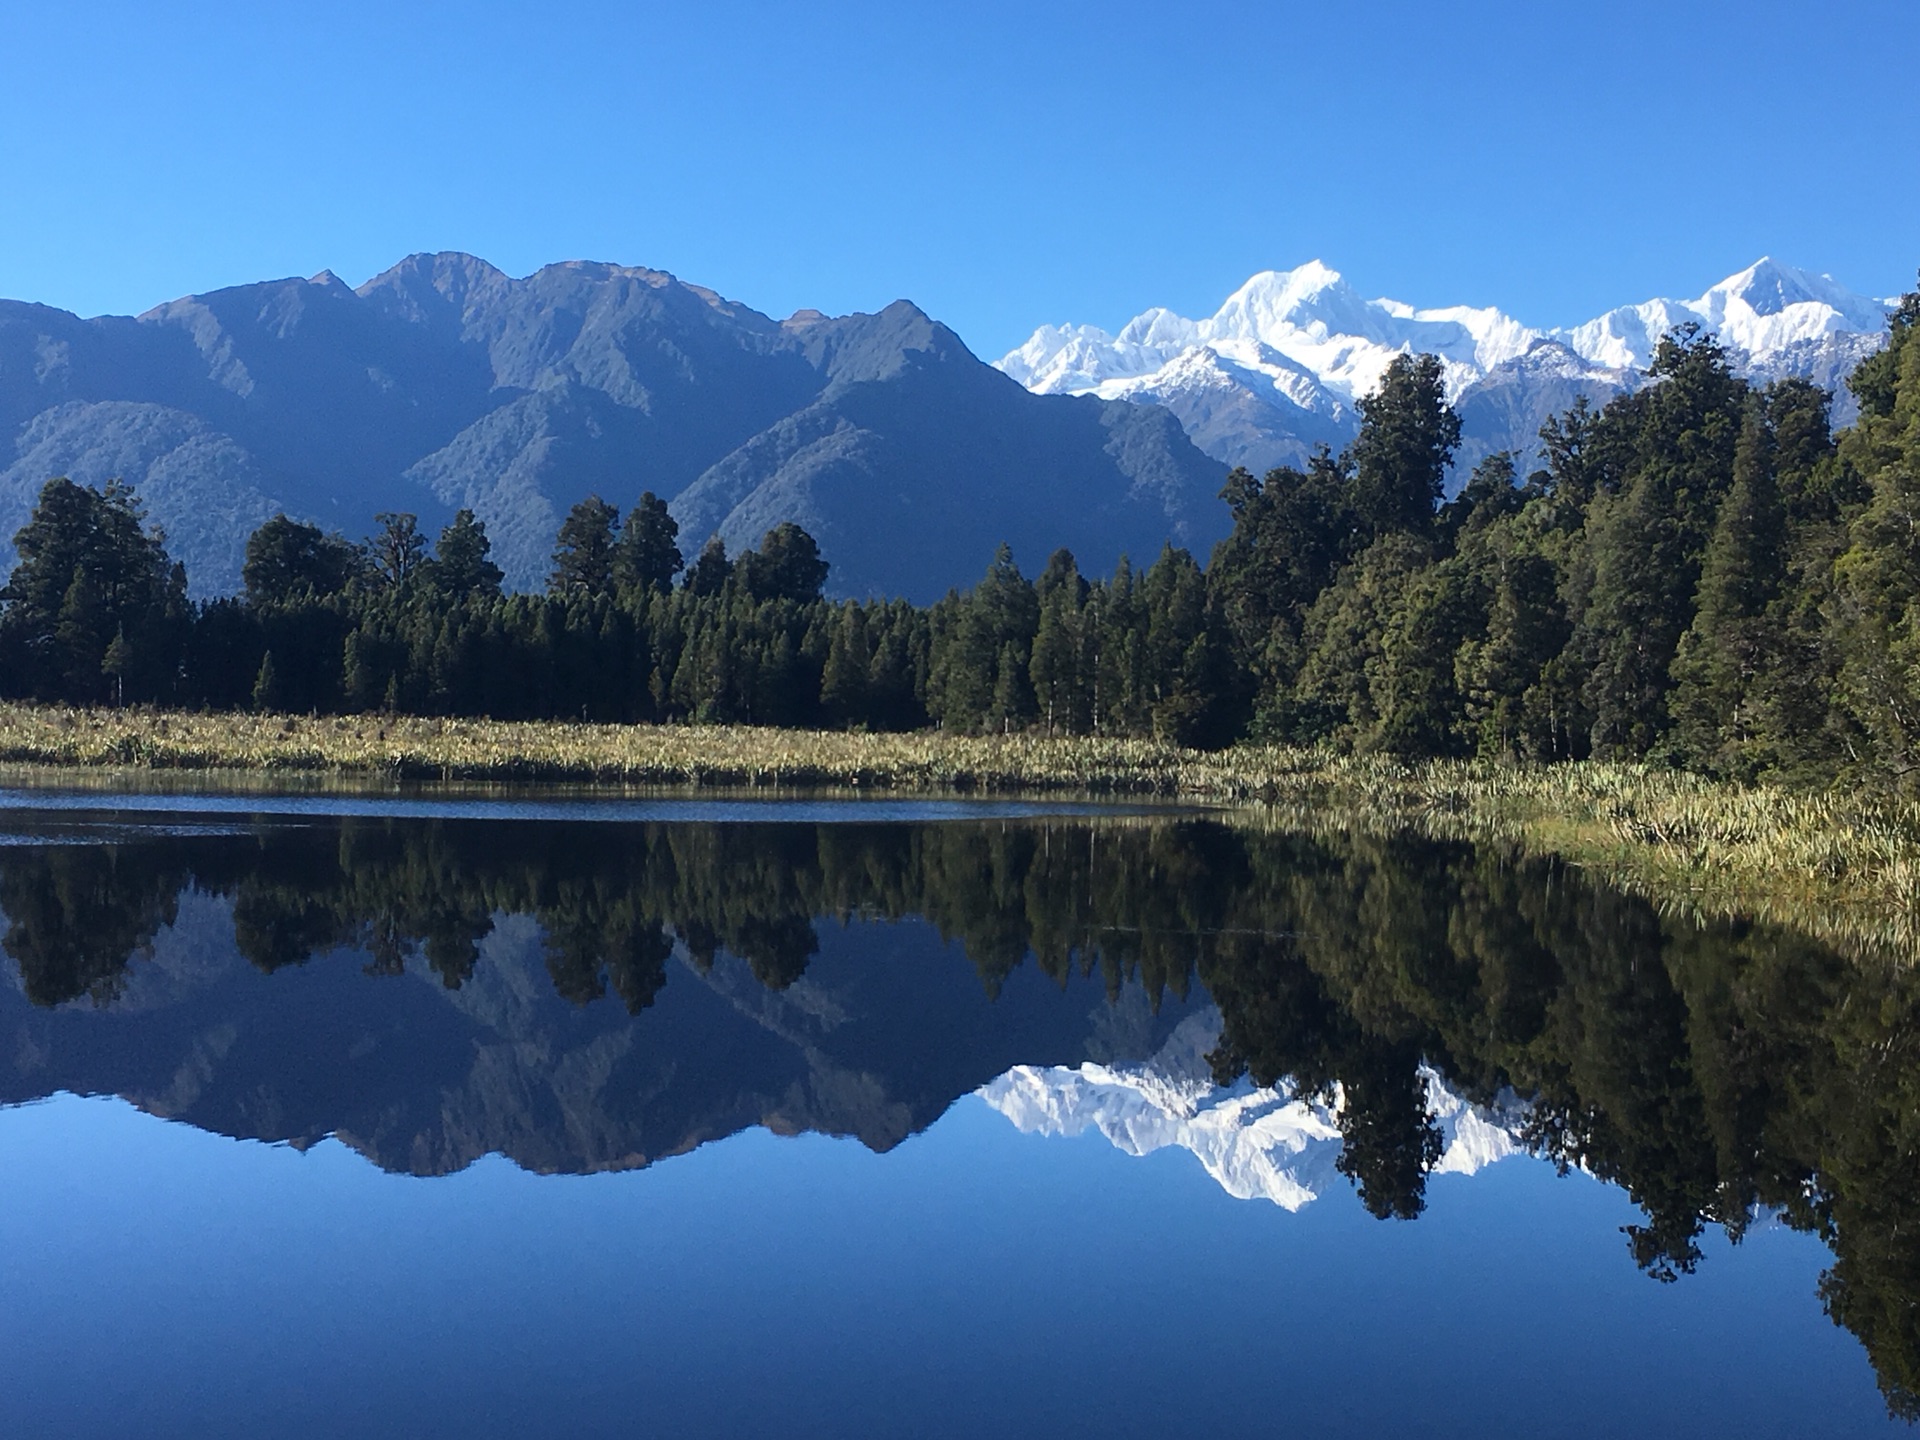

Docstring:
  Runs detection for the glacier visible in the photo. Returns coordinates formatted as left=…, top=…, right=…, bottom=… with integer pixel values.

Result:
left=977, top=1009, right=1526, bottom=1210
left=997, top=258, right=1896, bottom=481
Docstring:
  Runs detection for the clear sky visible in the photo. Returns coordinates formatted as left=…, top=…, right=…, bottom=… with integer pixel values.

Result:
left=1, top=1, right=1914, bottom=358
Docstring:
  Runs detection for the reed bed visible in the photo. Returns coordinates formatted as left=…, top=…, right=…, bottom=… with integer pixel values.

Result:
left=1, top=703, right=1914, bottom=962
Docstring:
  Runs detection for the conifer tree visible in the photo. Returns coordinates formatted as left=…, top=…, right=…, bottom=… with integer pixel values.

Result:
left=1670, top=398, right=1787, bottom=775
left=243, top=515, right=358, bottom=606
left=1290, top=534, right=1429, bottom=746
left=1535, top=396, right=1603, bottom=514
left=1455, top=528, right=1574, bottom=759
left=990, top=640, right=1035, bottom=731
left=1371, top=556, right=1487, bottom=758
left=1574, top=327, right=1746, bottom=756
left=430, top=509, right=504, bottom=601
left=341, top=628, right=383, bottom=712
left=54, top=566, right=109, bottom=700
left=739, top=523, right=829, bottom=604
left=549, top=496, right=620, bottom=596
left=252, top=651, right=281, bottom=712
left=1437, top=452, right=1522, bottom=545
left=101, top=626, right=132, bottom=708
left=1207, top=448, right=1361, bottom=733
left=684, top=536, right=733, bottom=597
left=614, top=492, right=683, bottom=598
left=370, top=512, right=427, bottom=590
left=1029, top=587, right=1080, bottom=735
left=0, top=476, right=185, bottom=703
left=1030, top=549, right=1088, bottom=734
left=1347, top=353, right=1460, bottom=541
left=1834, top=278, right=1920, bottom=779
left=866, top=617, right=921, bottom=731
left=820, top=604, right=871, bottom=726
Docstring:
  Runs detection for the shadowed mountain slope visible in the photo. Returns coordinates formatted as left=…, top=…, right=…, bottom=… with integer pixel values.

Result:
left=0, top=256, right=1225, bottom=599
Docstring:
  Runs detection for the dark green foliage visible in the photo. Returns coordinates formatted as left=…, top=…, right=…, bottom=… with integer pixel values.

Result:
left=613, top=492, right=682, bottom=599
left=1348, top=353, right=1461, bottom=541
left=243, top=515, right=359, bottom=606
left=1290, top=534, right=1433, bottom=748
left=738, top=522, right=829, bottom=604
left=0, top=477, right=188, bottom=704
left=1029, top=550, right=1089, bottom=735
left=1205, top=448, right=1360, bottom=736
left=251, top=651, right=282, bottom=712
left=428, top=509, right=504, bottom=602
left=1534, top=396, right=1603, bottom=513
left=369, top=512, right=427, bottom=591
left=7, top=289, right=1920, bottom=783
left=1574, top=327, right=1746, bottom=758
left=1846, top=279, right=1920, bottom=422
left=1833, top=284, right=1920, bottom=782
left=683, top=535, right=732, bottom=597
left=549, top=495, right=620, bottom=597
left=20, top=816, right=1919, bottom=1408
left=1669, top=398, right=1788, bottom=775
left=100, top=627, right=133, bottom=707
left=1455, top=516, right=1576, bottom=760
left=1438, top=451, right=1523, bottom=544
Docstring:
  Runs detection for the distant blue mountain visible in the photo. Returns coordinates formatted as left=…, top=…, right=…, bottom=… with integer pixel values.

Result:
left=0, top=255, right=1227, bottom=599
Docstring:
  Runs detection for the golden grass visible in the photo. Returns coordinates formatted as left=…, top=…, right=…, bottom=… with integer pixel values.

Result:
left=0, top=705, right=1248, bottom=791
left=1, top=702, right=1915, bottom=961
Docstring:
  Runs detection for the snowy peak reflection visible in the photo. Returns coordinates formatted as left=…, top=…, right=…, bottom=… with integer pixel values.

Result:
left=7, top=805, right=1920, bottom=1417
left=982, top=1011, right=1524, bottom=1209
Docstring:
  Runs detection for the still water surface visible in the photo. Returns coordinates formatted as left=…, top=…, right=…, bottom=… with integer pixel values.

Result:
left=0, top=792, right=1910, bottom=1436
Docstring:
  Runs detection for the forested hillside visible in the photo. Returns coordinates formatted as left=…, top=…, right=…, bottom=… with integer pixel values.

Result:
left=4, top=275, right=1917, bottom=789
left=0, top=256, right=1226, bottom=599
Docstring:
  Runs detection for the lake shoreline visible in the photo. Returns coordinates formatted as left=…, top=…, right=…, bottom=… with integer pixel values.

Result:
left=1, top=702, right=1915, bottom=962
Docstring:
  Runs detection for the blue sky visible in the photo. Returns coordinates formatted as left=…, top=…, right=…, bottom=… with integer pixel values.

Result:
left=1, top=1, right=1914, bottom=357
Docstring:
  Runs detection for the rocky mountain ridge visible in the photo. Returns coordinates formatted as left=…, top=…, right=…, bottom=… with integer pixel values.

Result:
left=998, top=257, right=1895, bottom=478
left=0, top=254, right=1225, bottom=598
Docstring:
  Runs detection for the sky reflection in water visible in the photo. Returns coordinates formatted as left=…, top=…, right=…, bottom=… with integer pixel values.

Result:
left=0, top=799, right=1908, bottom=1436
left=0, top=1090, right=1887, bottom=1440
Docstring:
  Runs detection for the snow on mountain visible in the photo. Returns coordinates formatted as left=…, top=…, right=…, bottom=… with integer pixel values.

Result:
left=1000, top=260, right=1537, bottom=407
left=997, top=258, right=1895, bottom=482
left=1570, top=257, right=1894, bottom=372
left=978, top=1009, right=1525, bottom=1210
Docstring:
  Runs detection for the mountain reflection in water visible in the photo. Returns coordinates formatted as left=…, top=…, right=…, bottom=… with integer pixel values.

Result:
left=0, top=799, right=1917, bottom=1421
left=981, top=1010, right=1528, bottom=1210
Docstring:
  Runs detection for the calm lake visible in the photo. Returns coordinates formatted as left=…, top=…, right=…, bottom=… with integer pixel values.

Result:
left=0, top=789, right=1912, bottom=1437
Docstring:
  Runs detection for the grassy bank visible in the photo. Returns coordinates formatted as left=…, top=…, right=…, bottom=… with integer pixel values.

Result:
left=1, top=702, right=1915, bottom=960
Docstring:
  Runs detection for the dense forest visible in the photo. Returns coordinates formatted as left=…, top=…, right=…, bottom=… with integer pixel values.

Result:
left=4, top=277, right=1919, bottom=786
left=9, top=814, right=1920, bottom=1415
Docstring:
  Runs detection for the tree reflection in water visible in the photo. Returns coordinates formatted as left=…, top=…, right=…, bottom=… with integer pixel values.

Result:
left=0, top=810, right=1916, bottom=1417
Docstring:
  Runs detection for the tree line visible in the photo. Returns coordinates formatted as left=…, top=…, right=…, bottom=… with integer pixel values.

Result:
left=5, top=275, right=1920, bottom=783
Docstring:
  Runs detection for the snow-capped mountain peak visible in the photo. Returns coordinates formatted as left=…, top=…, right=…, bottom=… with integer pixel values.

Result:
left=1207, top=261, right=1365, bottom=341
left=1709, top=256, right=1882, bottom=321
left=997, top=259, right=1895, bottom=484
left=1562, top=257, right=1891, bottom=373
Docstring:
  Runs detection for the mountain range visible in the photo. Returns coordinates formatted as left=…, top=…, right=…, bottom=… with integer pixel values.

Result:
left=0, top=255, right=1223, bottom=599
left=0, top=254, right=1897, bottom=601
left=0, top=884, right=1199, bottom=1179
left=997, top=257, right=1896, bottom=478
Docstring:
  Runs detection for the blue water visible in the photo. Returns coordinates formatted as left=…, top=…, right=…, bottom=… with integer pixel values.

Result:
left=0, top=795, right=1904, bottom=1437
left=0, top=1091, right=1891, bottom=1439
left=0, top=785, right=1191, bottom=826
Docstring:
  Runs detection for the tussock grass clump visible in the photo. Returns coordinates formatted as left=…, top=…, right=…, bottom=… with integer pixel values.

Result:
left=1, top=703, right=1916, bottom=963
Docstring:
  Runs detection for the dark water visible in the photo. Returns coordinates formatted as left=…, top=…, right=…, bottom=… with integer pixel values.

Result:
left=0, top=791, right=1912, bottom=1437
